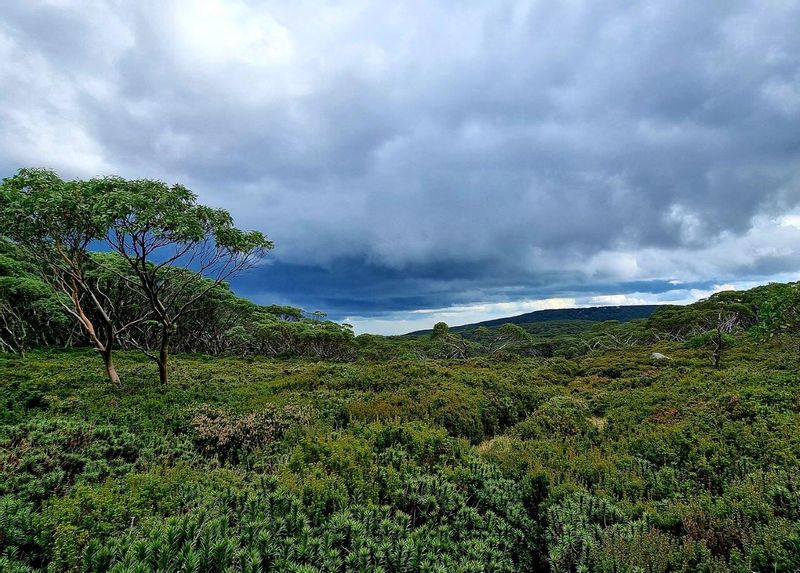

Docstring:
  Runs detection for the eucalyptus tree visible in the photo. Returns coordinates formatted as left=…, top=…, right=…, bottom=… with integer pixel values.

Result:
left=99, top=177, right=272, bottom=384
left=0, top=169, right=133, bottom=381
left=473, top=323, right=531, bottom=355
left=252, top=311, right=355, bottom=359
left=431, top=321, right=474, bottom=359
left=171, top=282, right=258, bottom=355
left=685, top=292, right=755, bottom=368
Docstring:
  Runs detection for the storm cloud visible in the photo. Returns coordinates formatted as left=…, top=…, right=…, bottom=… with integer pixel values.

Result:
left=2, top=0, right=800, bottom=333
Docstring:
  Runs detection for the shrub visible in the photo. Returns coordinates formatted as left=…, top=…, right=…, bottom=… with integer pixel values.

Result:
left=190, top=403, right=312, bottom=462
left=512, top=395, right=596, bottom=441
left=0, top=418, right=141, bottom=503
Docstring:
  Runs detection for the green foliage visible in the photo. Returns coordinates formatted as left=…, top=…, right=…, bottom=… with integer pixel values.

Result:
left=545, top=491, right=625, bottom=572
left=0, top=168, right=274, bottom=384
left=512, top=395, right=596, bottom=441
left=752, top=282, right=800, bottom=339
left=99, top=175, right=273, bottom=384
left=3, top=337, right=800, bottom=571
left=0, top=240, right=70, bottom=354
left=0, top=168, right=109, bottom=252
left=431, top=321, right=449, bottom=339
left=252, top=312, right=356, bottom=359
left=0, top=227, right=353, bottom=364
left=0, top=418, right=142, bottom=504
left=2, top=275, right=800, bottom=570
left=0, top=169, right=125, bottom=381
left=472, top=323, right=532, bottom=355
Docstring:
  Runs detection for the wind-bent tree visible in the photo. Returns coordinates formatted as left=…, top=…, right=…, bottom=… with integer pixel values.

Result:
left=431, top=321, right=474, bottom=359
left=252, top=310, right=355, bottom=359
left=99, top=178, right=272, bottom=384
left=687, top=310, right=739, bottom=368
left=473, top=323, right=531, bottom=354
left=0, top=169, right=131, bottom=381
left=684, top=293, right=755, bottom=368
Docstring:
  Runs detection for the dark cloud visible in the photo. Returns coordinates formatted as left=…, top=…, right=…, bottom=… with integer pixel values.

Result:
left=2, top=0, right=800, bottom=332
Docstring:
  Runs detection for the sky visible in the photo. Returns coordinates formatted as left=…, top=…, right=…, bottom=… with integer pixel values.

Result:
left=2, top=0, right=800, bottom=334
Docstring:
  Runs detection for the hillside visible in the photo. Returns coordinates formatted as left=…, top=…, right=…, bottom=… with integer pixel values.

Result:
left=407, top=304, right=662, bottom=336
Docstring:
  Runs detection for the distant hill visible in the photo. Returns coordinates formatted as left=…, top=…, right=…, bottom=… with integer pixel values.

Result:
left=406, top=304, right=662, bottom=336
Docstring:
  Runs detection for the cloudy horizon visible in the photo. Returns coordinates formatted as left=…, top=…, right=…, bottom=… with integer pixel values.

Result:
left=2, top=0, right=800, bottom=334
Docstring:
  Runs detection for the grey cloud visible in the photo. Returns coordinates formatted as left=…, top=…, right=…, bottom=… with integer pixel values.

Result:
left=1, top=0, right=800, bottom=327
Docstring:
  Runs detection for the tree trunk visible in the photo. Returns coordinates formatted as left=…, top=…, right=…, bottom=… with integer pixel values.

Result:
left=157, top=358, right=168, bottom=385
left=101, top=348, right=121, bottom=383
left=158, top=324, right=171, bottom=385
left=73, top=293, right=121, bottom=383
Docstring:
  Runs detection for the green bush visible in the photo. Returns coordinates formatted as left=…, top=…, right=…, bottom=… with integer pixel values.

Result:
left=512, top=395, right=596, bottom=441
left=0, top=418, right=141, bottom=503
left=190, top=403, right=312, bottom=462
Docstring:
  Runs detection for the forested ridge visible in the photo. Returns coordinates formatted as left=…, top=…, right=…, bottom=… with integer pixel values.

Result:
left=3, top=169, right=800, bottom=571
left=406, top=305, right=661, bottom=336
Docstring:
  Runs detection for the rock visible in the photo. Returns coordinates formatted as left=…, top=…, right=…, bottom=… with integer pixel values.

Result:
left=651, top=352, right=671, bottom=361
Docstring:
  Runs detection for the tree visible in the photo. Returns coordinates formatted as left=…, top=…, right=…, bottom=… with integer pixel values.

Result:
left=473, top=323, right=531, bottom=355
left=173, top=283, right=258, bottom=355
left=686, top=296, right=754, bottom=368
left=583, top=320, right=653, bottom=352
left=686, top=315, right=731, bottom=368
left=250, top=307, right=355, bottom=359
left=648, top=305, right=706, bottom=341
left=647, top=291, right=757, bottom=368
left=263, top=304, right=303, bottom=322
left=0, top=169, right=134, bottom=381
left=99, top=177, right=272, bottom=384
left=430, top=321, right=474, bottom=359
left=431, top=322, right=450, bottom=340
